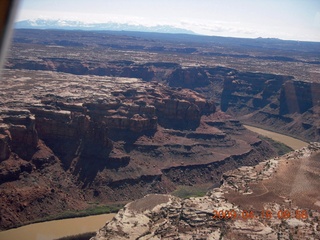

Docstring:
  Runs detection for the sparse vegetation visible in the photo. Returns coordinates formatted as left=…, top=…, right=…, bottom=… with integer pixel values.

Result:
left=23, top=203, right=123, bottom=227
left=171, top=185, right=209, bottom=199
left=259, top=135, right=293, bottom=156
left=54, top=204, right=123, bottom=219
left=55, top=232, right=95, bottom=240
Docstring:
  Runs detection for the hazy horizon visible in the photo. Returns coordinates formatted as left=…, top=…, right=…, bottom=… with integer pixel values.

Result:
left=16, top=0, right=320, bottom=42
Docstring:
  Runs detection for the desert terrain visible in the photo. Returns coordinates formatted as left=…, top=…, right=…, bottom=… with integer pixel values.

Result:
left=92, top=143, right=320, bottom=239
left=0, top=29, right=319, bottom=237
left=0, top=68, right=275, bottom=230
left=7, top=29, right=320, bottom=141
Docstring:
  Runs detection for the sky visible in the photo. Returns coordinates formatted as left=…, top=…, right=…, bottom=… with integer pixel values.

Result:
left=16, top=0, right=320, bottom=42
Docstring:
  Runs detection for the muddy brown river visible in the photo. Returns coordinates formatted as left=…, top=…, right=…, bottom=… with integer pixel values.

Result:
left=0, top=214, right=115, bottom=240
left=244, top=125, right=308, bottom=150
left=0, top=126, right=309, bottom=240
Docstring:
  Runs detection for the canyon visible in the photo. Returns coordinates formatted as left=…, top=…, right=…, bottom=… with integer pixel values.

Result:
left=91, top=143, right=320, bottom=240
left=0, top=29, right=320, bottom=233
left=0, top=69, right=275, bottom=230
left=7, top=30, right=320, bottom=142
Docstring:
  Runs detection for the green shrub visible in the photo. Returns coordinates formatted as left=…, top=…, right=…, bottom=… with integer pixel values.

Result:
left=259, top=136, right=293, bottom=156
left=25, top=203, right=124, bottom=226
left=171, top=185, right=208, bottom=199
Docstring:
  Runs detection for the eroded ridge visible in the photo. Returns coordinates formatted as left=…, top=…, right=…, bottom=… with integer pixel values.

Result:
left=91, top=143, right=320, bottom=240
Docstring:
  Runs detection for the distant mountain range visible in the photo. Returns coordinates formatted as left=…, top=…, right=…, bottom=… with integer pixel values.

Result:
left=15, top=19, right=195, bottom=34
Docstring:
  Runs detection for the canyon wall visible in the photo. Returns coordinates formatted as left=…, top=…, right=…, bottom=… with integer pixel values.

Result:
left=231, top=79, right=320, bottom=142
left=2, top=29, right=319, bottom=230
left=6, top=55, right=320, bottom=144
left=0, top=70, right=278, bottom=230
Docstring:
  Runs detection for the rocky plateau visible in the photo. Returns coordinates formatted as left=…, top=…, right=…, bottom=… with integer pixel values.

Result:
left=1, top=29, right=320, bottom=233
left=0, top=69, right=276, bottom=230
left=91, top=143, right=320, bottom=240
left=7, top=29, right=320, bottom=142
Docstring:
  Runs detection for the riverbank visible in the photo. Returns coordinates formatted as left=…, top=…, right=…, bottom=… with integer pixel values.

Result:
left=0, top=213, right=116, bottom=240
left=0, top=125, right=309, bottom=240
left=244, top=125, right=308, bottom=150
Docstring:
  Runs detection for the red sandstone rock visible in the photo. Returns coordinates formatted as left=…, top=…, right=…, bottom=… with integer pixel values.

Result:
left=0, top=70, right=276, bottom=230
left=0, top=133, right=11, bottom=162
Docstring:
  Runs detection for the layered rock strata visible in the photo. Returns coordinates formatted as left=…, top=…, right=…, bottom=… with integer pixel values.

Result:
left=2, top=29, right=319, bottom=231
left=8, top=50, right=320, bottom=141
left=92, top=143, right=320, bottom=240
left=6, top=29, right=320, bottom=143
left=0, top=69, right=276, bottom=230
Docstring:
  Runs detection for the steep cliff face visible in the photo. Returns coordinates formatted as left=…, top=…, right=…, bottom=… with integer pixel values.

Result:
left=168, top=67, right=210, bottom=88
left=242, top=80, right=320, bottom=142
left=0, top=109, right=58, bottom=182
left=29, top=108, right=113, bottom=169
left=173, top=66, right=319, bottom=142
left=0, top=109, right=38, bottom=161
left=7, top=29, right=320, bottom=144
left=220, top=72, right=292, bottom=113
left=165, top=65, right=320, bottom=142
left=0, top=70, right=278, bottom=230
left=2, top=29, right=319, bottom=231
left=165, top=66, right=319, bottom=142
left=9, top=54, right=319, bottom=141
left=6, top=55, right=320, bottom=140
left=0, top=109, right=89, bottom=229
left=0, top=133, right=10, bottom=162
left=279, top=80, right=320, bottom=115
left=8, top=57, right=161, bottom=81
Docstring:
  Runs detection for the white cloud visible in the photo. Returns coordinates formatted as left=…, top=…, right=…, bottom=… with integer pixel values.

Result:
left=16, top=8, right=320, bottom=41
left=174, top=19, right=260, bottom=38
